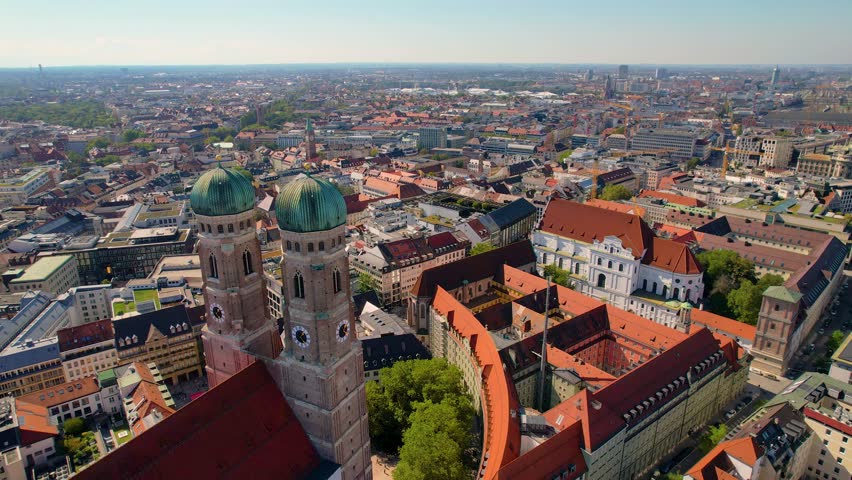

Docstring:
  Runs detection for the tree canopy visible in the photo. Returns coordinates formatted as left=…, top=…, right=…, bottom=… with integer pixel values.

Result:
left=122, top=129, right=144, bottom=142
left=0, top=100, right=114, bottom=128
left=469, top=242, right=496, bottom=256
left=356, top=272, right=378, bottom=294
left=366, top=358, right=471, bottom=454
left=599, top=184, right=633, bottom=201
left=394, top=399, right=473, bottom=480
left=543, top=264, right=574, bottom=289
left=727, top=274, right=784, bottom=324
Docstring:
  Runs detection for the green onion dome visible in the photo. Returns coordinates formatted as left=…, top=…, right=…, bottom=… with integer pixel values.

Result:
left=189, top=165, right=256, bottom=217
left=275, top=174, right=347, bottom=233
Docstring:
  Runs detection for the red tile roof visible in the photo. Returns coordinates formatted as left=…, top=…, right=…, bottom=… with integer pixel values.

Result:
left=685, top=436, right=762, bottom=480
left=14, top=400, right=58, bottom=445
left=496, top=420, right=587, bottom=480
left=540, top=200, right=654, bottom=259
left=57, top=319, right=114, bottom=352
left=692, top=309, right=756, bottom=344
left=17, top=377, right=100, bottom=409
left=804, top=407, right=852, bottom=437
left=639, top=190, right=706, bottom=207
left=75, top=362, right=320, bottom=480
left=648, top=237, right=702, bottom=275
left=432, top=287, right=521, bottom=480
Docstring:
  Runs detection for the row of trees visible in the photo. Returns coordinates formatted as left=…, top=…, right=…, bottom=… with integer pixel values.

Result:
left=696, top=250, right=783, bottom=325
left=367, top=359, right=475, bottom=480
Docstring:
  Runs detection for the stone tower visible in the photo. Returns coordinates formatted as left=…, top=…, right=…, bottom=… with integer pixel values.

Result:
left=265, top=174, right=372, bottom=480
left=189, top=165, right=280, bottom=389
left=306, top=118, right=317, bottom=161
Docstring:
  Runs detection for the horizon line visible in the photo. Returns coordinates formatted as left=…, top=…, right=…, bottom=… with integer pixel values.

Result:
left=2, top=61, right=852, bottom=70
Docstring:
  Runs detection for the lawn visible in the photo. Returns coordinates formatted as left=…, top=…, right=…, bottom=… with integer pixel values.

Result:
left=133, top=289, right=161, bottom=309
left=112, top=300, right=136, bottom=316
left=114, top=427, right=132, bottom=445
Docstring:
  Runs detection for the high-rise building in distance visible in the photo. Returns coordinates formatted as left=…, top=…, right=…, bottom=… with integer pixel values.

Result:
left=618, top=64, right=629, bottom=78
left=417, top=126, right=447, bottom=152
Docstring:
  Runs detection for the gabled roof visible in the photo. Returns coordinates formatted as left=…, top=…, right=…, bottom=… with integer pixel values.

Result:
left=113, top=305, right=193, bottom=351
left=539, top=200, right=653, bottom=259
left=57, top=319, right=114, bottom=352
left=685, top=436, right=763, bottom=480
left=74, top=362, right=321, bottom=480
left=411, top=240, right=536, bottom=298
left=14, top=399, right=58, bottom=445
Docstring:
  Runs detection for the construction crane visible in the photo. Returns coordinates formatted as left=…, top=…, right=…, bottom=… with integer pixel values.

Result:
left=710, top=145, right=760, bottom=178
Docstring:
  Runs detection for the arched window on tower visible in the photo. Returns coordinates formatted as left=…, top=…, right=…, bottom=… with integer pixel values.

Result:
left=333, top=269, right=342, bottom=293
left=286, top=240, right=292, bottom=251
left=209, top=254, right=219, bottom=279
left=243, top=250, right=254, bottom=275
left=293, top=272, right=305, bottom=299
left=295, top=242, right=301, bottom=253
left=308, top=243, right=314, bottom=253
left=228, top=224, right=234, bottom=233
left=217, top=224, right=224, bottom=234
left=597, top=273, right=606, bottom=288
left=319, top=241, right=325, bottom=251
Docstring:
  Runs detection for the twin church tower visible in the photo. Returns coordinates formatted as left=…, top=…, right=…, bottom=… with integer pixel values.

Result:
left=189, top=166, right=372, bottom=479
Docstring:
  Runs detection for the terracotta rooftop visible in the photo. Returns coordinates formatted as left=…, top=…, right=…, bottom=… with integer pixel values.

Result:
left=685, top=436, right=763, bottom=480
left=75, top=362, right=321, bottom=480
left=639, top=190, right=706, bottom=207
left=692, top=308, right=757, bottom=343
left=540, top=200, right=702, bottom=274
left=14, top=399, right=58, bottom=445
left=57, top=319, right=114, bottom=352
left=17, top=377, right=100, bottom=409
left=432, top=287, right=521, bottom=480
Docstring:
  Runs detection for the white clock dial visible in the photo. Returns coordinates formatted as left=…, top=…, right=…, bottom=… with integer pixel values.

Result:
left=210, top=303, right=225, bottom=323
left=292, top=325, right=311, bottom=348
left=336, top=319, right=350, bottom=343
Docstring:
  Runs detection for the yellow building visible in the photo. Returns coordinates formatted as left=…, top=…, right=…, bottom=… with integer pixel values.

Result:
left=8, top=255, right=80, bottom=295
left=112, top=305, right=205, bottom=384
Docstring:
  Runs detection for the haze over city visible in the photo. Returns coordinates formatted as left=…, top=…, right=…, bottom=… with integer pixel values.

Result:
left=0, top=3, right=852, bottom=480
left=2, top=0, right=852, bottom=67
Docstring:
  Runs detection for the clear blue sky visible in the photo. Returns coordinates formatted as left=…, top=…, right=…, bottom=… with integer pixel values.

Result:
left=1, top=0, right=850, bottom=67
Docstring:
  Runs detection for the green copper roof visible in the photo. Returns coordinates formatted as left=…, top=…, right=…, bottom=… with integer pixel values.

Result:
left=190, top=166, right=256, bottom=217
left=763, top=286, right=802, bottom=303
left=275, top=174, right=346, bottom=233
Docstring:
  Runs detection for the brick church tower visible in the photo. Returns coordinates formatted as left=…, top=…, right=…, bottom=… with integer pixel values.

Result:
left=190, top=165, right=280, bottom=388
left=265, top=174, right=372, bottom=479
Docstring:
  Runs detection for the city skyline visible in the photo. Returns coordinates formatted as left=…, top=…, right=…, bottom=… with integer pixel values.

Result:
left=2, top=0, right=851, bottom=68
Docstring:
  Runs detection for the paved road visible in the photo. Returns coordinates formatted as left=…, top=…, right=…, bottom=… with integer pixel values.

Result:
left=788, top=274, right=851, bottom=377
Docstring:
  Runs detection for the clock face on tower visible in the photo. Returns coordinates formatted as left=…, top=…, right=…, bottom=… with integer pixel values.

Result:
left=336, top=319, right=349, bottom=343
left=210, top=303, right=225, bottom=323
left=292, top=325, right=311, bottom=348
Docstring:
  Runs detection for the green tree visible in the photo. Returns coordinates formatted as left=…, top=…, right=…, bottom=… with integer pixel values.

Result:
left=0, top=100, right=113, bottom=128
left=699, top=424, right=728, bottom=453
left=543, top=264, right=574, bottom=289
left=334, top=183, right=356, bottom=196
left=696, top=250, right=756, bottom=296
left=369, top=147, right=379, bottom=157
left=86, top=137, right=111, bottom=150
left=95, top=155, right=121, bottom=166
left=599, top=184, right=633, bottom=201
left=394, top=400, right=472, bottom=480
left=686, top=157, right=700, bottom=171
left=558, top=149, right=574, bottom=163
left=356, top=272, right=378, bottom=294
left=367, top=358, right=470, bottom=453
left=828, top=330, right=846, bottom=354
left=204, top=136, right=220, bottom=145
left=223, top=135, right=235, bottom=143
left=470, top=242, right=496, bottom=256
left=122, top=129, right=144, bottom=142
left=727, top=274, right=784, bottom=325
left=63, top=417, right=86, bottom=436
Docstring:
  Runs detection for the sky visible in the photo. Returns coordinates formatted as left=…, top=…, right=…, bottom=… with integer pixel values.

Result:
left=1, top=0, right=851, bottom=68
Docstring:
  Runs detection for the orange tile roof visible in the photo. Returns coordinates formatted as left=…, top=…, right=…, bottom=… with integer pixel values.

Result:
left=685, top=437, right=762, bottom=480
left=692, top=309, right=756, bottom=343
left=639, top=190, right=705, bottom=207
left=496, top=420, right=586, bottom=480
left=14, top=399, right=58, bottom=445
left=432, top=287, right=521, bottom=480
left=545, top=346, right=615, bottom=389
left=74, top=362, right=320, bottom=480
left=18, top=377, right=100, bottom=409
